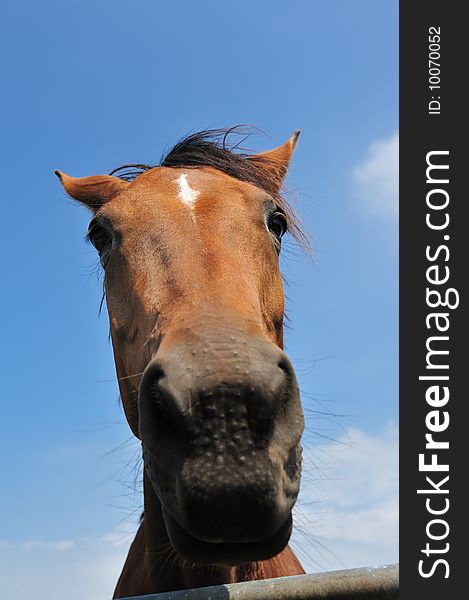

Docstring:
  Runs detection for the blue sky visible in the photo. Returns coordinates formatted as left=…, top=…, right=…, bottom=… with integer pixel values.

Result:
left=0, top=2, right=398, bottom=598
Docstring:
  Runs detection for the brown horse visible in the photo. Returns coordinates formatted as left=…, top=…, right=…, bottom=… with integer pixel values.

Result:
left=56, top=129, right=306, bottom=597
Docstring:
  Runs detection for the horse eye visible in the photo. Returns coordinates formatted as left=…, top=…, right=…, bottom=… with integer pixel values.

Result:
left=268, top=212, right=288, bottom=241
left=87, top=222, right=113, bottom=255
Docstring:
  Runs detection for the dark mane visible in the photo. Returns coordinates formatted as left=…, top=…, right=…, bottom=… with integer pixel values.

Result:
left=110, top=127, right=307, bottom=247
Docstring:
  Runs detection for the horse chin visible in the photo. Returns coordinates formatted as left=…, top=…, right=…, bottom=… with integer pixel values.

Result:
left=162, top=508, right=293, bottom=566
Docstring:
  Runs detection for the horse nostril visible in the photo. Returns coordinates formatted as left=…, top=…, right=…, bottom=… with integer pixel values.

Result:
left=277, top=358, right=293, bottom=377
left=149, top=381, right=175, bottom=430
left=143, top=367, right=182, bottom=437
left=277, top=358, right=294, bottom=394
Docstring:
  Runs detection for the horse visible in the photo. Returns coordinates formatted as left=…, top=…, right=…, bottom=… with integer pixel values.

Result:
left=56, top=128, right=306, bottom=597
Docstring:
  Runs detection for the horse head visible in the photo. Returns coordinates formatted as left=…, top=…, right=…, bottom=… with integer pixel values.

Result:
left=57, top=129, right=304, bottom=567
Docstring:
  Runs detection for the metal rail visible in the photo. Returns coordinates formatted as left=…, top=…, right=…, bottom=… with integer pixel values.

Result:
left=118, top=563, right=399, bottom=600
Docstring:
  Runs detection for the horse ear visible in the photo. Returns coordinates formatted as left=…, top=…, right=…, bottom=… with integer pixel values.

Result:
left=248, top=130, right=300, bottom=192
left=55, top=170, right=129, bottom=210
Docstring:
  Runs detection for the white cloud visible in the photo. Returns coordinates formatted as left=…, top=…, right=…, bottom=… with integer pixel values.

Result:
left=352, top=131, right=399, bottom=219
left=0, top=533, right=130, bottom=600
left=21, top=539, right=75, bottom=552
left=291, top=423, right=398, bottom=572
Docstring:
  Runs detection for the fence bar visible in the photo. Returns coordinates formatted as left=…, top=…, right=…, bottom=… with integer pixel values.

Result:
left=118, top=563, right=399, bottom=600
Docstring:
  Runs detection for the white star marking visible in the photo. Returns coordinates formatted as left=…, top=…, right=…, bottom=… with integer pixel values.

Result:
left=176, top=173, right=200, bottom=209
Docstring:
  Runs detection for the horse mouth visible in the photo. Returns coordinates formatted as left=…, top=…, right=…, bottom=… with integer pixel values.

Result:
left=162, top=508, right=293, bottom=565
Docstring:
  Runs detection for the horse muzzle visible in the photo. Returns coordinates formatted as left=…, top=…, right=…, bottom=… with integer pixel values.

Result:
left=138, top=329, right=304, bottom=563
